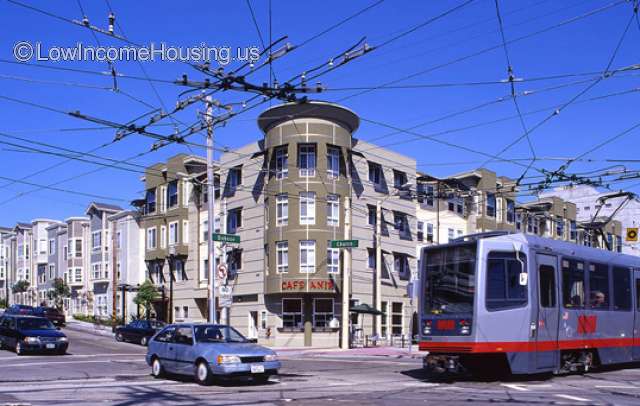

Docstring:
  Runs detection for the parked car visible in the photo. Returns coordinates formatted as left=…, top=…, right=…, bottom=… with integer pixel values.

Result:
left=146, top=324, right=280, bottom=385
left=5, top=304, right=35, bottom=316
left=0, top=315, right=68, bottom=355
left=115, top=319, right=165, bottom=346
left=34, top=307, right=66, bottom=327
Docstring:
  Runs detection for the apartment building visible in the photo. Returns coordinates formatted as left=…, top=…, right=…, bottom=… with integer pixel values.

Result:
left=44, top=222, right=67, bottom=306
left=540, top=185, right=638, bottom=255
left=65, top=216, right=90, bottom=315
left=13, top=222, right=33, bottom=305
left=136, top=154, right=208, bottom=322
left=108, top=210, right=145, bottom=322
left=0, top=227, right=14, bottom=303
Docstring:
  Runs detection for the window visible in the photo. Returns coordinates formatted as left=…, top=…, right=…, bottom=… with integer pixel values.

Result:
left=368, top=205, right=376, bottom=226
left=92, top=231, right=101, bottom=250
left=147, top=227, right=157, bottom=250
left=426, top=223, right=434, bottom=242
left=539, top=265, right=556, bottom=308
left=276, top=194, right=288, bottom=226
left=516, top=213, right=523, bottom=231
left=182, top=220, right=189, bottom=244
left=425, top=185, right=434, bottom=207
left=448, top=196, right=463, bottom=215
left=448, top=228, right=454, bottom=241
left=202, top=220, right=209, bottom=242
left=326, top=194, right=339, bottom=226
left=607, top=233, right=613, bottom=251
left=612, top=267, right=631, bottom=311
left=506, top=199, right=515, bottom=224
left=227, top=208, right=242, bottom=233
left=327, top=244, right=339, bottom=274
left=39, top=239, right=46, bottom=254
left=393, top=253, right=409, bottom=275
left=275, top=146, right=288, bottom=179
left=282, top=299, right=303, bottom=329
left=182, top=181, right=191, bottom=207
left=115, top=231, right=121, bottom=249
left=201, top=259, right=209, bottom=281
left=417, top=221, right=424, bottom=242
left=327, top=146, right=340, bottom=178
left=159, top=185, right=167, bottom=213
left=74, top=239, right=82, bottom=257
left=276, top=241, right=288, bottom=274
left=367, top=248, right=376, bottom=269
left=486, top=193, right=496, bottom=217
left=298, top=144, right=316, bottom=177
left=313, top=299, right=334, bottom=328
left=169, top=222, right=178, bottom=246
left=229, top=166, right=242, bottom=189
left=154, top=327, right=176, bottom=343
left=570, top=221, right=577, bottom=241
left=174, top=306, right=181, bottom=320
left=368, top=162, right=383, bottom=186
left=496, top=198, right=503, bottom=222
left=299, top=192, right=316, bottom=225
left=48, top=239, right=55, bottom=255
left=299, top=240, right=316, bottom=273
left=167, top=180, right=178, bottom=208
left=394, top=212, right=408, bottom=233
left=260, top=311, right=267, bottom=330
left=393, top=170, right=407, bottom=188
left=588, top=263, right=609, bottom=310
left=562, top=259, right=585, bottom=308
left=174, top=260, right=184, bottom=281
left=183, top=306, right=189, bottom=319
left=48, top=265, right=55, bottom=280
left=160, top=225, right=167, bottom=249
left=616, top=236, right=622, bottom=253
left=556, top=217, right=564, bottom=239
left=93, top=264, right=101, bottom=280
left=391, top=302, right=403, bottom=335
left=486, top=252, right=527, bottom=310
left=227, top=249, right=242, bottom=273
left=145, top=188, right=156, bottom=214
left=584, top=206, right=590, bottom=211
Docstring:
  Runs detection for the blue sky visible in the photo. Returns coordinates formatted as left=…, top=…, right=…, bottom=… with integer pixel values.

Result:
left=0, top=0, right=639, bottom=225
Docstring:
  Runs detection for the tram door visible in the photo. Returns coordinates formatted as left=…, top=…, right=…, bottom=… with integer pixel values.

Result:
left=633, top=270, right=640, bottom=361
left=536, top=254, right=560, bottom=370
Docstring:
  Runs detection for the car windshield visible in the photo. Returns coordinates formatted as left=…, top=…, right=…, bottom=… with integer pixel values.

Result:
left=194, top=325, right=248, bottom=343
left=18, top=318, right=55, bottom=330
left=423, top=243, right=477, bottom=314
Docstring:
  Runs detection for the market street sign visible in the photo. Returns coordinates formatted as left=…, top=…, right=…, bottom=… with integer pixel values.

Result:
left=212, top=233, right=240, bottom=243
left=330, top=239, right=358, bottom=248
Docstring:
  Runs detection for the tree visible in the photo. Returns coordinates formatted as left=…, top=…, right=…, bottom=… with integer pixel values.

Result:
left=134, top=280, right=159, bottom=320
left=47, top=278, right=70, bottom=309
left=12, top=280, right=30, bottom=294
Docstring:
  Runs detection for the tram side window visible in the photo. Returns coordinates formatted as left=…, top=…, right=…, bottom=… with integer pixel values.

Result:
left=486, top=252, right=527, bottom=311
left=636, top=279, right=640, bottom=311
left=562, top=259, right=585, bottom=308
left=612, top=267, right=631, bottom=311
left=539, top=265, right=556, bottom=308
left=588, top=263, right=610, bottom=310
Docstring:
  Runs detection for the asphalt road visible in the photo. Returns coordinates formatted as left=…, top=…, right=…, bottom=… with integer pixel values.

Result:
left=2, top=325, right=640, bottom=405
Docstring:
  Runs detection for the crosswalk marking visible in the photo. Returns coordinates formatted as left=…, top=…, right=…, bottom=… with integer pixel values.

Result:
left=555, top=394, right=591, bottom=402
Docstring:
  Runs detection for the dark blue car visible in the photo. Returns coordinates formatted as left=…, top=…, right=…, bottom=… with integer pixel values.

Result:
left=0, top=315, right=68, bottom=355
left=146, top=324, right=280, bottom=385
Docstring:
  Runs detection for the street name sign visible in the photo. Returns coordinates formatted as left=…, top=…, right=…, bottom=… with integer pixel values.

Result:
left=330, top=239, right=358, bottom=248
left=212, top=233, right=240, bottom=243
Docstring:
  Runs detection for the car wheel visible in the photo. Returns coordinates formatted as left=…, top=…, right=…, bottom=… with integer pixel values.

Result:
left=195, top=361, right=213, bottom=386
left=151, top=357, right=165, bottom=378
left=140, top=336, right=148, bottom=346
left=115, top=333, right=124, bottom=342
left=15, top=342, right=24, bottom=356
left=57, top=349, right=66, bottom=356
left=254, top=374, right=271, bottom=384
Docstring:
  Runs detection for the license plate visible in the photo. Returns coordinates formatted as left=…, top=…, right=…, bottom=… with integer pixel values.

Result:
left=46, top=344, right=55, bottom=349
left=250, top=364, right=264, bottom=374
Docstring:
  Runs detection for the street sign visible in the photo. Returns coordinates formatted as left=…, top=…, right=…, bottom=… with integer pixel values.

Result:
left=330, top=239, right=359, bottom=248
left=218, top=285, right=232, bottom=296
left=627, top=228, right=638, bottom=242
left=218, top=285, right=233, bottom=307
left=217, top=264, right=228, bottom=280
left=212, top=233, right=240, bottom=243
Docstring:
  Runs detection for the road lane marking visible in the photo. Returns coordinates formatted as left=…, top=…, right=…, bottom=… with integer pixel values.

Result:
left=501, top=384, right=529, bottom=391
left=0, top=358, right=145, bottom=367
left=555, top=394, right=591, bottom=402
left=595, top=385, right=638, bottom=389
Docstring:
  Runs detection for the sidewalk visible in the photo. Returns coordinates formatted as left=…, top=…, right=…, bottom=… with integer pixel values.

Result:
left=65, top=318, right=115, bottom=338
left=274, top=345, right=423, bottom=359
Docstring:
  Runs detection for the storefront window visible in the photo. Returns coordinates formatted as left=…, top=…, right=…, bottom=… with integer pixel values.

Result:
left=313, top=299, right=334, bottom=328
left=391, top=302, right=403, bottom=335
left=282, top=299, right=302, bottom=329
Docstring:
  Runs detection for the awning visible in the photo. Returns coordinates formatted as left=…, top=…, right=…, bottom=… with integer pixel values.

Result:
left=349, top=303, right=385, bottom=315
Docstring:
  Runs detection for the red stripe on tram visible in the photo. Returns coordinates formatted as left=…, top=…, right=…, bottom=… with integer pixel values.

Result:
left=419, top=337, right=640, bottom=353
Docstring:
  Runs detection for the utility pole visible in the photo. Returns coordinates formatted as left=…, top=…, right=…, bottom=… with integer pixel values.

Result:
left=221, top=197, right=228, bottom=325
left=111, top=219, right=117, bottom=324
left=205, top=96, right=217, bottom=324
left=340, top=196, right=351, bottom=349
left=436, top=181, right=440, bottom=244
left=375, top=200, right=382, bottom=338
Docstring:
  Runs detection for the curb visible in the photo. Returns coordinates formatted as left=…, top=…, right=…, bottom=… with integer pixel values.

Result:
left=66, top=320, right=115, bottom=338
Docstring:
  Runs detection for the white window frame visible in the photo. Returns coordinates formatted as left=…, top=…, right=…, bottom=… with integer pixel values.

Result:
left=313, top=298, right=334, bottom=328
left=91, top=231, right=101, bottom=251
left=167, top=180, right=179, bottom=209
left=282, top=298, right=303, bottom=329
left=275, top=147, right=288, bottom=179
left=168, top=222, right=178, bottom=246
left=182, top=220, right=189, bottom=244
left=160, top=225, right=167, bottom=249
left=416, top=221, right=424, bottom=242
left=327, top=243, right=339, bottom=274
left=326, top=194, right=339, bottom=226
left=276, top=241, right=288, bottom=274
left=48, top=239, right=56, bottom=255
left=92, top=263, right=101, bottom=280
left=159, top=185, right=167, bottom=213
left=299, top=240, right=316, bottom=274
left=229, top=166, right=242, bottom=189
left=368, top=162, right=382, bottom=186
left=298, top=144, right=316, bottom=177
left=299, top=192, right=316, bottom=225
left=326, top=146, right=340, bottom=178
left=182, top=181, right=191, bottom=207
left=276, top=194, right=288, bottom=226
left=147, top=227, right=157, bottom=250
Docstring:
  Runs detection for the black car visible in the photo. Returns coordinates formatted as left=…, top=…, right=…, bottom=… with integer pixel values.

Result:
left=5, top=304, right=35, bottom=316
left=34, top=307, right=66, bottom=327
left=0, top=315, right=68, bottom=355
left=115, top=319, right=165, bottom=346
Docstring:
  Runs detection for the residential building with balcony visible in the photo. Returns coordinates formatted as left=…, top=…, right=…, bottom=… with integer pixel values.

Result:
left=13, top=222, right=33, bottom=305
left=0, top=227, right=14, bottom=303
left=44, top=222, right=67, bottom=307
left=65, top=216, right=90, bottom=315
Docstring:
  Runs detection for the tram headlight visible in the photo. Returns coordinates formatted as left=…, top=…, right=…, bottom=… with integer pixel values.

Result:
left=459, top=319, right=471, bottom=335
left=423, top=320, right=432, bottom=335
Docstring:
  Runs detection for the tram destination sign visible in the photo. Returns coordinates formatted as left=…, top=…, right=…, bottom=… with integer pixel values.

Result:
left=330, top=239, right=359, bottom=248
left=212, top=233, right=240, bottom=243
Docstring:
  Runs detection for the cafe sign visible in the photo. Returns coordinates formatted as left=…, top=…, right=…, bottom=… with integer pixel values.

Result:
left=281, top=279, right=335, bottom=292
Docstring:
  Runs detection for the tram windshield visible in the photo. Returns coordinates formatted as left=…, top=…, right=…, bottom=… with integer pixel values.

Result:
left=423, top=243, right=476, bottom=314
